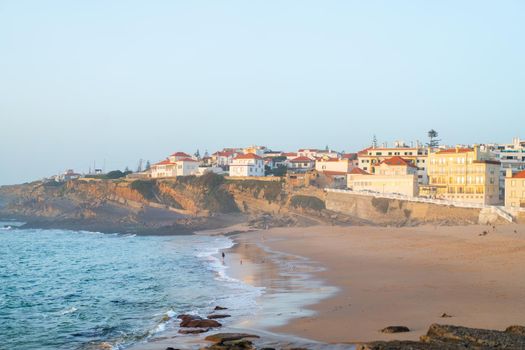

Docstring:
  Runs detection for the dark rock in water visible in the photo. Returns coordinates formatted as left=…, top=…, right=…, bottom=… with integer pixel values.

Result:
left=505, top=325, right=525, bottom=335
left=207, top=314, right=231, bottom=319
left=380, top=326, right=410, bottom=333
left=421, top=323, right=525, bottom=348
left=205, top=333, right=260, bottom=343
left=440, top=313, right=453, bottom=318
left=180, top=319, right=222, bottom=328
left=177, top=314, right=202, bottom=322
left=214, top=306, right=228, bottom=310
left=178, top=328, right=210, bottom=334
left=166, top=348, right=180, bottom=350
left=259, top=348, right=276, bottom=350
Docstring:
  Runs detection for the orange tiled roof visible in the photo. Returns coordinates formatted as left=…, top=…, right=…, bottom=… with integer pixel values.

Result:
left=349, top=167, right=369, bottom=175
left=171, top=152, right=191, bottom=157
left=513, top=170, right=525, bottom=178
left=381, top=156, right=417, bottom=168
left=154, top=159, right=176, bottom=166
left=342, top=153, right=357, bottom=160
left=290, top=156, right=315, bottom=162
left=234, top=153, right=263, bottom=160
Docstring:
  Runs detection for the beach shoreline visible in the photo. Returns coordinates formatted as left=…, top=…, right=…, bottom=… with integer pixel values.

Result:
left=230, top=223, right=525, bottom=344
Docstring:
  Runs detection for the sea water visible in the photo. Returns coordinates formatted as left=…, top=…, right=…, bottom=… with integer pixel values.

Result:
left=0, top=223, right=261, bottom=350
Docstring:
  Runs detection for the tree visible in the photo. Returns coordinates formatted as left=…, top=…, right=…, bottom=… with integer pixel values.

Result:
left=145, top=160, right=151, bottom=170
left=427, top=129, right=441, bottom=148
left=136, top=159, right=143, bottom=173
left=325, top=145, right=329, bottom=151
left=194, top=149, right=200, bottom=159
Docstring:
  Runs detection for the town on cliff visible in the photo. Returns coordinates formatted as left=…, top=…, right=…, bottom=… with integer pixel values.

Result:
left=50, top=133, right=525, bottom=221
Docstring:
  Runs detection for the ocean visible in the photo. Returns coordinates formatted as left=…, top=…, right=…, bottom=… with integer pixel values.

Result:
left=0, top=222, right=262, bottom=350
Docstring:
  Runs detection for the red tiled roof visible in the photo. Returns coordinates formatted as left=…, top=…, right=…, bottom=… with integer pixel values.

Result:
left=436, top=148, right=472, bottom=154
left=178, top=157, right=198, bottom=162
left=290, top=156, right=315, bottom=162
left=349, top=167, right=369, bottom=175
left=171, top=152, right=191, bottom=157
left=234, top=153, right=263, bottom=160
left=283, top=152, right=297, bottom=157
left=154, top=159, right=176, bottom=166
left=513, top=170, right=525, bottom=178
left=342, top=153, right=357, bottom=160
left=317, top=157, right=340, bottom=162
left=213, top=151, right=235, bottom=157
left=380, top=156, right=417, bottom=168
left=357, top=147, right=372, bottom=155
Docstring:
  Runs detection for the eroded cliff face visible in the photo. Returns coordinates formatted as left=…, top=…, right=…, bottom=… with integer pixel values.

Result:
left=0, top=173, right=495, bottom=232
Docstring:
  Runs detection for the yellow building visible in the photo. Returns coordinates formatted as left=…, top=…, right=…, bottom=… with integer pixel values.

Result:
left=424, top=146, right=500, bottom=205
left=347, top=157, right=419, bottom=197
left=505, top=169, right=525, bottom=209
left=357, top=146, right=428, bottom=184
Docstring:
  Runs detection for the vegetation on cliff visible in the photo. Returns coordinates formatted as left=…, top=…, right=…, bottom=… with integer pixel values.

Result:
left=225, top=179, right=283, bottom=203
left=290, top=195, right=326, bottom=211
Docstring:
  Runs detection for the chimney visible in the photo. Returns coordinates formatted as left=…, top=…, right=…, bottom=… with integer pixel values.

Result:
left=506, top=168, right=513, bottom=178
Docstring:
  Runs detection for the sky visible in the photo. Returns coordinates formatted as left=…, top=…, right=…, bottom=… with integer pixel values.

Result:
left=1, top=0, right=524, bottom=185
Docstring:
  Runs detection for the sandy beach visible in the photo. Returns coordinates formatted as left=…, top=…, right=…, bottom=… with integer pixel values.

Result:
left=228, top=223, right=525, bottom=344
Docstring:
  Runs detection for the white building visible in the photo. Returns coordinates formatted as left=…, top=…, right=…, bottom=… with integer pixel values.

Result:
left=150, top=157, right=199, bottom=178
left=229, top=153, right=265, bottom=177
left=483, top=137, right=525, bottom=200
left=212, top=151, right=237, bottom=168
left=297, top=148, right=339, bottom=159
left=288, top=156, right=315, bottom=171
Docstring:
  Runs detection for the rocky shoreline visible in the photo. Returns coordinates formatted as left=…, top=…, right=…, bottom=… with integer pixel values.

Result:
left=157, top=323, right=525, bottom=350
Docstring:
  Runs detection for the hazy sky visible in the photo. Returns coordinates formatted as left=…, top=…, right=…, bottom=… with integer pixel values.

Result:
left=1, top=1, right=524, bottom=185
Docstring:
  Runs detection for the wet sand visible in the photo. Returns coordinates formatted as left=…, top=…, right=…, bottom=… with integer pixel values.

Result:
left=233, top=224, right=525, bottom=344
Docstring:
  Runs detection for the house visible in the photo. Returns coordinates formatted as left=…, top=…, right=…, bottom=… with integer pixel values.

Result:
left=212, top=151, right=237, bottom=168
left=229, top=153, right=265, bottom=177
left=341, top=153, right=359, bottom=168
left=243, top=145, right=267, bottom=156
left=150, top=156, right=199, bottom=178
left=422, top=146, right=500, bottom=205
left=288, top=156, right=315, bottom=171
left=315, top=157, right=355, bottom=174
left=297, top=148, right=340, bottom=159
left=168, top=152, right=192, bottom=162
left=55, top=169, right=81, bottom=182
left=357, top=143, right=428, bottom=184
left=483, top=137, right=525, bottom=200
left=150, top=159, right=177, bottom=178
left=347, top=156, right=419, bottom=197
left=505, top=169, right=525, bottom=209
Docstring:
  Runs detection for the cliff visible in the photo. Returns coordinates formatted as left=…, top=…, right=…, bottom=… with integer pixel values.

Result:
left=0, top=173, right=501, bottom=234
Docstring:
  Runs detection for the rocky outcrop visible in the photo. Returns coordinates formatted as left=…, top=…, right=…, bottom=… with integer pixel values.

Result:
left=360, top=323, right=525, bottom=349
left=178, top=314, right=222, bottom=328
left=203, top=333, right=260, bottom=350
left=380, top=326, right=410, bottom=334
left=207, top=314, right=231, bottom=319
